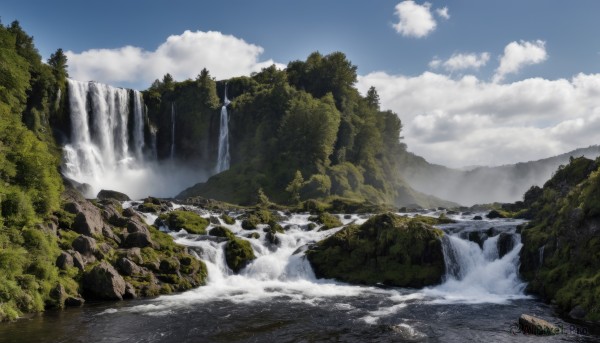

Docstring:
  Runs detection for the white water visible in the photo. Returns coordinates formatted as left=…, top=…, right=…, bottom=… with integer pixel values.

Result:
left=111, top=210, right=529, bottom=325
left=215, top=87, right=230, bottom=173
left=170, top=102, right=175, bottom=161
left=63, top=80, right=208, bottom=199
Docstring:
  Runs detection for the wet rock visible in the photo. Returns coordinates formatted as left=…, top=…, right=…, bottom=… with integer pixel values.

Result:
left=472, top=215, right=483, bottom=220
left=209, top=216, right=220, bottom=225
left=208, top=226, right=234, bottom=239
left=569, top=305, right=587, bottom=320
left=246, top=232, right=260, bottom=239
left=65, top=296, right=85, bottom=307
left=225, top=237, right=256, bottom=273
left=124, top=283, right=137, bottom=299
left=159, top=258, right=180, bottom=274
left=467, top=232, right=486, bottom=249
left=518, top=314, right=560, bottom=335
left=122, top=207, right=137, bottom=217
left=97, top=189, right=130, bottom=201
left=497, top=233, right=515, bottom=258
left=486, top=210, right=506, bottom=219
left=49, top=284, right=67, bottom=308
left=83, top=261, right=127, bottom=300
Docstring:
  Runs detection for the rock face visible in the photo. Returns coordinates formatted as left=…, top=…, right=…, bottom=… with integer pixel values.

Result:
left=306, top=213, right=445, bottom=288
left=72, top=235, right=98, bottom=257
left=519, top=157, right=600, bottom=321
left=83, top=261, right=127, bottom=300
left=497, top=233, right=515, bottom=258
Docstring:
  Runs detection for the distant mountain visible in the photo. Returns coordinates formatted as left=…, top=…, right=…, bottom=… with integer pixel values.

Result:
left=398, top=145, right=600, bottom=206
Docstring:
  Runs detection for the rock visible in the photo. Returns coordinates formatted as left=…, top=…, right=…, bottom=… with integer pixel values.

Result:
left=97, top=189, right=130, bottom=201
left=159, top=258, right=180, bottom=274
left=72, top=205, right=104, bottom=236
left=518, top=314, right=560, bottom=335
left=158, top=210, right=209, bottom=234
left=306, top=213, right=445, bottom=288
left=208, top=226, right=234, bottom=239
left=467, top=231, right=486, bottom=249
left=472, top=215, right=483, bottom=220
left=486, top=227, right=498, bottom=236
left=241, top=219, right=258, bottom=230
left=124, top=283, right=137, bottom=299
left=569, top=305, right=587, bottom=320
left=265, top=230, right=280, bottom=246
left=497, top=233, right=515, bottom=258
left=83, top=261, right=127, bottom=300
left=209, top=216, right=220, bottom=225
left=68, top=250, right=85, bottom=270
left=220, top=214, right=236, bottom=225
left=309, top=212, right=342, bottom=230
left=118, top=248, right=143, bottom=265
left=126, top=219, right=150, bottom=236
left=305, top=223, right=317, bottom=231
left=65, top=296, right=85, bottom=307
left=102, top=226, right=121, bottom=244
left=246, top=232, right=260, bottom=239
left=486, top=210, right=506, bottom=219
left=225, top=237, right=256, bottom=273
left=98, top=242, right=112, bottom=255
left=116, top=258, right=143, bottom=276
left=124, top=232, right=154, bottom=248
left=56, top=251, right=74, bottom=270
left=72, top=235, right=98, bottom=257
left=49, top=284, right=67, bottom=308
left=123, top=207, right=137, bottom=217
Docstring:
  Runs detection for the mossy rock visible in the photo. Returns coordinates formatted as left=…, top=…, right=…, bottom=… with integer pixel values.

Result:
left=208, top=226, right=235, bottom=240
left=158, top=210, right=209, bottom=234
left=306, top=213, right=445, bottom=288
left=225, top=237, right=256, bottom=273
left=220, top=214, right=236, bottom=225
left=309, top=212, right=342, bottom=230
left=412, top=214, right=455, bottom=225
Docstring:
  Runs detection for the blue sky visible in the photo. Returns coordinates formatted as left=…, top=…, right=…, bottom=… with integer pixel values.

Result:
left=2, top=0, right=600, bottom=167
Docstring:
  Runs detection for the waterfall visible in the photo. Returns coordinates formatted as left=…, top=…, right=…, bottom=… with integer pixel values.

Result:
left=63, top=79, right=151, bottom=196
left=428, top=219, right=527, bottom=302
left=170, top=102, right=176, bottom=161
left=133, top=90, right=145, bottom=161
left=215, top=86, right=231, bottom=173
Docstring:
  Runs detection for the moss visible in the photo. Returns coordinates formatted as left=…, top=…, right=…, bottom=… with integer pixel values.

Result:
left=306, top=213, right=445, bottom=288
left=208, top=226, right=235, bottom=240
left=411, top=214, right=455, bottom=225
left=309, top=212, right=342, bottom=230
left=225, top=237, right=256, bottom=273
left=158, top=210, right=209, bottom=234
left=220, top=214, right=236, bottom=225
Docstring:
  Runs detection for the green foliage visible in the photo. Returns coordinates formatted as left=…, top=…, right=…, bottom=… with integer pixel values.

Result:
left=519, top=157, right=600, bottom=320
left=285, top=170, right=304, bottom=204
left=158, top=210, right=209, bottom=234
left=220, top=213, right=236, bottom=225
left=306, top=213, right=445, bottom=287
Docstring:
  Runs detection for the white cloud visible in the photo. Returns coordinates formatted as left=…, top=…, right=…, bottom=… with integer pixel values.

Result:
left=393, top=1, right=437, bottom=38
left=429, top=52, right=490, bottom=72
left=66, top=30, right=283, bottom=88
left=493, top=40, right=547, bottom=83
left=358, top=71, right=600, bottom=168
left=436, top=7, right=450, bottom=19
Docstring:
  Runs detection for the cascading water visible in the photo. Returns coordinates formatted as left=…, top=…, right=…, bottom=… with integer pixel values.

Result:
left=63, top=80, right=150, bottom=197
left=170, top=102, right=176, bottom=161
left=425, top=217, right=528, bottom=303
left=215, top=86, right=230, bottom=173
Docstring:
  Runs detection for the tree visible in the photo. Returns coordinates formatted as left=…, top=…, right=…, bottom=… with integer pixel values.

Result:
left=47, top=48, right=68, bottom=80
left=285, top=170, right=304, bottom=204
left=366, top=86, right=380, bottom=110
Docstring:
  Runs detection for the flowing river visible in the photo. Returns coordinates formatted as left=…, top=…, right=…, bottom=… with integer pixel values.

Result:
left=0, top=209, right=598, bottom=342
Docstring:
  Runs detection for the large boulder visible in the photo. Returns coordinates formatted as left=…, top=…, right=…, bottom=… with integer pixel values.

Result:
left=97, top=189, right=130, bottom=201
left=126, top=219, right=150, bottom=236
left=56, top=251, right=74, bottom=270
left=306, top=213, right=445, bottom=288
left=497, top=233, right=515, bottom=258
left=116, top=257, right=143, bottom=276
left=72, top=235, right=98, bottom=257
left=158, top=210, right=209, bottom=234
left=124, top=232, right=155, bottom=248
left=225, top=237, right=256, bottom=273
left=83, top=261, right=127, bottom=300
left=518, top=314, right=560, bottom=335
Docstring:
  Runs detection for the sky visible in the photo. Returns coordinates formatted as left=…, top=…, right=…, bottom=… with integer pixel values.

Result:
left=2, top=0, right=600, bottom=168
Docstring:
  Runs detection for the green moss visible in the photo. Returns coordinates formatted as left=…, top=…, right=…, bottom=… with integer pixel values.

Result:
left=309, top=212, right=342, bottom=230
left=220, top=214, right=236, bottom=225
left=225, top=237, right=256, bottom=273
left=306, top=213, right=445, bottom=288
left=158, top=210, right=209, bottom=234
left=208, top=226, right=235, bottom=240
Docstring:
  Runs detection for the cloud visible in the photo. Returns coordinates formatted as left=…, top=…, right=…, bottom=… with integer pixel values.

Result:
left=493, top=40, right=547, bottom=83
left=358, top=71, right=600, bottom=168
left=436, top=7, right=450, bottom=19
left=393, top=1, right=437, bottom=38
left=66, top=30, right=283, bottom=88
left=429, top=52, right=490, bottom=72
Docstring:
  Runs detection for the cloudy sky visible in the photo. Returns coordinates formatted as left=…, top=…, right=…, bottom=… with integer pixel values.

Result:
left=3, top=0, right=600, bottom=168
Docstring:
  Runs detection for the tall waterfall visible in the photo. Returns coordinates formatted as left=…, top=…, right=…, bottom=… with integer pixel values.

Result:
left=215, top=86, right=231, bottom=173
left=63, top=80, right=151, bottom=197
left=170, top=102, right=176, bottom=161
